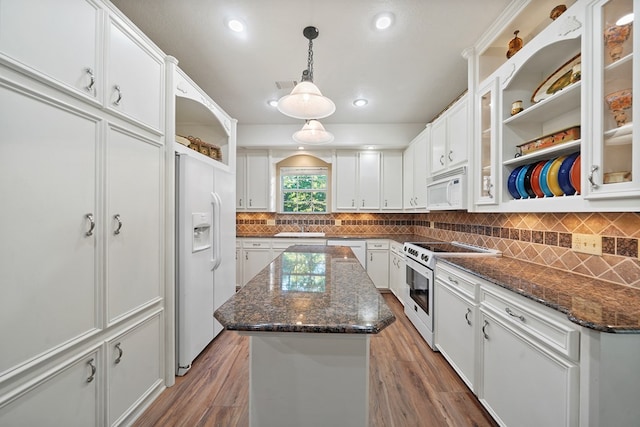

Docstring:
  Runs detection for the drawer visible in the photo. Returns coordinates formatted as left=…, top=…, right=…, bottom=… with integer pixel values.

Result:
left=367, top=240, right=389, bottom=250
left=390, top=241, right=403, bottom=253
left=435, top=262, right=478, bottom=300
left=242, top=239, right=271, bottom=249
left=480, top=284, right=580, bottom=361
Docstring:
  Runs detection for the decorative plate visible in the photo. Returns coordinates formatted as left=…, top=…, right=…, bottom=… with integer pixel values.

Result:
left=523, top=163, right=537, bottom=198
left=516, top=164, right=532, bottom=199
left=570, top=154, right=581, bottom=194
left=559, top=152, right=580, bottom=195
left=508, top=166, right=524, bottom=199
left=530, top=161, right=547, bottom=198
left=540, top=160, right=555, bottom=197
left=531, top=53, right=581, bottom=103
left=547, top=156, right=567, bottom=196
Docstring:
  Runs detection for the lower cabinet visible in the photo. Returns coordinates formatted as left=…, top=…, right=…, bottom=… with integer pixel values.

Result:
left=366, top=240, right=389, bottom=289
left=388, top=241, right=405, bottom=304
left=241, top=240, right=273, bottom=286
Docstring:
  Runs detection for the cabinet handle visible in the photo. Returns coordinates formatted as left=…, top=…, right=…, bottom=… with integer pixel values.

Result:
left=249, top=199, right=252, bottom=207
left=113, top=214, right=123, bottom=235
left=85, top=213, right=95, bottom=236
left=362, top=199, right=365, bottom=207
left=588, top=165, right=599, bottom=189
left=448, top=276, right=459, bottom=285
left=85, top=67, right=95, bottom=93
left=385, top=199, right=388, bottom=207
left=86, top=358, right=96, bottom=383
left=370, top=252, right=373, bottom=262
left=245, top=252, right=248, bottom=260
left=448, top=150, right=453, bottom=162
left=352, top=199, right=355, bottom=207
left=439, top=154, right=445, bottom=166
left=239, top=198, right=243, bottom=207
left=505, top=307, right=525, bottom=322
left=465, top=308, right=472, bottom=326
left=115, top=342, right=123, bottom=364
left=414, top=197, right=418, bottom=205
left=113, top=85, right=122, bottom=106
left=482, top=320, right=489, bottom=339
left=487, top=180, right=493, bottom=198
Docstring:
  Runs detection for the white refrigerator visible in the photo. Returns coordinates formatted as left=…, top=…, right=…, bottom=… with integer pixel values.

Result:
left=175, top=150, right=235, bottom=376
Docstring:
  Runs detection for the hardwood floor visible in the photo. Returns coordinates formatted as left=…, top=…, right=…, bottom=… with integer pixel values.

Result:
left=134, top=294, right=498, bottom=426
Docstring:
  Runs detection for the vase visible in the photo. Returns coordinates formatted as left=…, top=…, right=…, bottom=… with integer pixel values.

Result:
left=506, top=30, right=523, bottom=59
left=604, top=24, right=632, bottom=62
left=604, top=88, right=632, bottom=127
left=550, top=5, right=567, bottom=20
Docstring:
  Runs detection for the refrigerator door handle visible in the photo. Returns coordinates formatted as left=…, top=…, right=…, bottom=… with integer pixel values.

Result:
left=211, top=192, right=222, bottom=271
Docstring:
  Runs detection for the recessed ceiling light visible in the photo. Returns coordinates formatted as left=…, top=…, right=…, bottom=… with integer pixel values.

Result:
left=374, top=12, right=394, bottom=30
left=267, top=99, right=278, bottom=107
left=298, top=146, right=305, bottom=150
left=353, top=98, right=368, bottom=107
left=367, top=146, right=374, bottom=150
left=226, top=17, right=246, bottom=32
left=616, top=13, right=634, bottom=26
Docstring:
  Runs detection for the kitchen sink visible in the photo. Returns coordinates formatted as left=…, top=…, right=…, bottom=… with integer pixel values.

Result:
left=274, top=232, right=326, bottom=237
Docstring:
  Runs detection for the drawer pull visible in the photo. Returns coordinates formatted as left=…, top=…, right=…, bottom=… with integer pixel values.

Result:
left=86, top=358, right=96, bottom=383
left=482, top=320, right=489, bottom=339
left=85, top=213, right=95, bottom=236
left=448, top=276, right=459, bottom=285
left=115, top=342, right=123, bottom=364
left=465, top=308, right=472, bottom=326
left=114, top=214, right=123, bottom=235
left=85, top=67, right=95, bottom=93
left=113, top=85, right=122, bottom=106
left=505, top=307, right=525, bottom=322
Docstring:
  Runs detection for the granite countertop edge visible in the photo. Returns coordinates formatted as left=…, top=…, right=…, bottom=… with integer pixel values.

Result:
left=220, top=317, right=396, bottom=334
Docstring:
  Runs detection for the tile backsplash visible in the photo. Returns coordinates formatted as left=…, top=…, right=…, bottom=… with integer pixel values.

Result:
left=237, top=211, right=640, bottom=289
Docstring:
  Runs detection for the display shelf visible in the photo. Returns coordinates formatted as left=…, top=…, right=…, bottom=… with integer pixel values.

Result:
left=604, top=123, right=633, bottom=146
left=504, top=82, right=581, bottom=126
left=503, top=139, right=581, bottom=166
left=604, top=52, right=633, bottom=80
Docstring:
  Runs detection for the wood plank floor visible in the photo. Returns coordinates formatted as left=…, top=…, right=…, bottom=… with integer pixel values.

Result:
left=133, top=294, right=498, bottom=426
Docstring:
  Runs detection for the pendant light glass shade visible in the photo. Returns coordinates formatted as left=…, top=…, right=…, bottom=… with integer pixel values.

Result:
left=277, top=81, right=336, bottom=120
left=292, top=120, right=334, bottom=144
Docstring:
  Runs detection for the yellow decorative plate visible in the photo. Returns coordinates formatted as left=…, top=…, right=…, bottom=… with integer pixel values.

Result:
left=547, top=156, right=566, bottom=196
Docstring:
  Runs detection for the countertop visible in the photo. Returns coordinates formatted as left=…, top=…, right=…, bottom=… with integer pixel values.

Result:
left=214, top=245, right=396, bottom=334
left=439, top=256, right=640, bottom=333
left=236, top=232, right=425, bottom=243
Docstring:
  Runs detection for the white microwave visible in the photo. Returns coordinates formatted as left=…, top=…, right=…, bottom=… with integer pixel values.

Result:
left=426, top=172, right=467, bottom=210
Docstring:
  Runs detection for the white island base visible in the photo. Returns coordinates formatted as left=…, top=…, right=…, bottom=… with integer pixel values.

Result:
left=241, top=332, right=370, bottom=427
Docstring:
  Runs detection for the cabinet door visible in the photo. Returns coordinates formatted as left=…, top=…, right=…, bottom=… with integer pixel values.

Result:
left=358, top=151, right=381, bottom=209
left=242, top=249, right=273, bottom=285
left=402, top=144, right=415, bottom=208
left=479, top=311, right=579, bottom=427
left=477, top=80, right=498, bottom=205
left=236, top=246, right=243, bottom=289
left=435, top=283, right=476, bottom=391
left=245, top=152, right=269, bottom=210
left=0, top=349, right=100, bottom=426
left=335, top=152, right=358, bottom=210
left=447, top=96, right=469, bottom=169
left=0, top=0, right=100, bottom=101
left=381, top=151, right=403, bottom=209
left=0, top=85, right=98, bottom=374
left=412, top=132, right=428, bottom=209
left=106, top=126, right=162, bottom=324
left=388, top=252, right=404, bottom=302
left=107, top=313, right=163, bottom=426
left=236, top=154, right=246, bottom=209
left=430, top=117, right=447, bottom=176
left=366, top=250, right=389, bottom=289
left=107, top=16, right=163, bottom=131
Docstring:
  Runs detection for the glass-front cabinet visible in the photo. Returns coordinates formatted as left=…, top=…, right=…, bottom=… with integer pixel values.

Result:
left=476, top=78, right=499, bottom=205
left=585, top=0, right=638, bottom=201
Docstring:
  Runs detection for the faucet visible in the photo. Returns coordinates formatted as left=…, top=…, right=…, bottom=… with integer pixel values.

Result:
left=299, top=223, right=306, bottom=232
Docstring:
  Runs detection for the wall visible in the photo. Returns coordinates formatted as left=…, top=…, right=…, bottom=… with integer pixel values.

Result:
left=237, top=211, right=640, bottom=289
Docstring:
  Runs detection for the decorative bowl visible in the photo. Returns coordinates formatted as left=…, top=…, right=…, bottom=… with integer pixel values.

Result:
left=604, top=24, right=632, bottom=62
left=605, top=88, right=632, bottom=127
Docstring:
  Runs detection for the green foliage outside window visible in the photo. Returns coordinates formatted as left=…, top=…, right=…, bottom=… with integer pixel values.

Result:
left=281, top=172, right=328, bottom=213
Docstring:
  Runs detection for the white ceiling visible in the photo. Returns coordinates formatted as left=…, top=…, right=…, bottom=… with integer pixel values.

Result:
left=111, top=0, right=513, bottom=146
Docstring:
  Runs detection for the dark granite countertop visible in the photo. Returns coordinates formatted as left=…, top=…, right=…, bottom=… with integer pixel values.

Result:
left=438, top=257, right=640, bottom=333
left=215, top=245, right=396, bottom=334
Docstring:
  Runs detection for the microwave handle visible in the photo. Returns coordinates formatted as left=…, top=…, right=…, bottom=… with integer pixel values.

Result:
left=446, top=179, right=453, bottom=205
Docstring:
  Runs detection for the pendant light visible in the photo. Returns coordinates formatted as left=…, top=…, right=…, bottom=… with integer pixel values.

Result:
left=292, top=120, right=334, bottom=144
left=277, top=26, right=336, bottom=120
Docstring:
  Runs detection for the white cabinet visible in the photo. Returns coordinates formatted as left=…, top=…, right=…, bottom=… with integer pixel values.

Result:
left=106, top=126, right=163, bottom=324
left=430, top=94, right=469, bottom=177
left=106, top=14, right=164, bottom=132
left=236, top=151, right=270, bottom=211
left=366, top=240, right=389, bottom=289
left=0, top=0, right=101, bottom=104
left=475, top=78, right=499, bottom=206
left=388, top=241, right=405, bottom=304
left=403, top=127, right=429, bottom=210
left=381, top=151, right=403, bottom=210
left=236, top=240, right=243, bottom=289
left=434, top=263, right=478, bottom=391
left=241, top=239, right=273, bottom=286
left=334, top=151, right=381, bottom=211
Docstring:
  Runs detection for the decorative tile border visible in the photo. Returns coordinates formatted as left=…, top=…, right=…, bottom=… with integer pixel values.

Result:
left=237, top=212, right=640, bottom=288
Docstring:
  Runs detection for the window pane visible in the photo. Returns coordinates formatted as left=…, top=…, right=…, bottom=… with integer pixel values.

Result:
left=312, top=175, right=327, bottom=189
left=282, top=175, right=298, bottom=189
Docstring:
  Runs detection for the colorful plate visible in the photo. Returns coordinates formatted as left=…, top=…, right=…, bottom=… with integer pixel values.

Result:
left=547, top=156, right=566, bottom=196
left=530, top=161, right=547, bottom=198
left=539, top=160, right=555, bottom=197
left=508, top=166, right=524, bottom=199
left=516, top=164, right=532, bottom=199
left=523, top=163, right=537, bottom=198
left=559, top=152, right=580, bottom=195
left=570, top=154, right=581, bottom=194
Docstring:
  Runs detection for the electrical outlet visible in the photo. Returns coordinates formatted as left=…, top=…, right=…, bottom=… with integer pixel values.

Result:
left=572, top=233, right=602, bottom=256
left=266, top=219, right=275, bottom=226
left=335, top=219, right=342, bottom=226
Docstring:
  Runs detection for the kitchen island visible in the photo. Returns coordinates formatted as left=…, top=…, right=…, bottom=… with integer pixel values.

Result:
left=214, top=245, right=395, bottom=427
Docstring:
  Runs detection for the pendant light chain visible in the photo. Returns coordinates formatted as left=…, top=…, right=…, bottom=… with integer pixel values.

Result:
left=307, top=38, right=314, bottom=82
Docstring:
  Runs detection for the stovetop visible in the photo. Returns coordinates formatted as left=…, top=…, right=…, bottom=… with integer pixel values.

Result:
left=403, top=241, right=501, bottom=266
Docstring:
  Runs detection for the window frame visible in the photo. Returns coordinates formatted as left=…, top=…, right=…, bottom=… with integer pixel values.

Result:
left=279, top=166, right=329, bottom=214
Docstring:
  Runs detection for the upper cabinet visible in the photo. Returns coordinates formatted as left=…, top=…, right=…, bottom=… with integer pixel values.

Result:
left=236, top=151, right=271, bottom=211
left=470, top=0, right=639, bottom=212
left=334, top=151, right=381, bottom=211
left=403, top=127, right=429, bottom=210
left=429, top=94, right=470, bottom=178
left=381, top=151, right=404, bottom=210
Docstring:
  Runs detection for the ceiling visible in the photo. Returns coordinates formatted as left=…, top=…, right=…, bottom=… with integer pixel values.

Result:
left=111, top=0, right=513, bottom=146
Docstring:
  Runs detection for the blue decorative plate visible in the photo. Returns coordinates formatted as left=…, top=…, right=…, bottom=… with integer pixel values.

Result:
left=523, top=163, right=537, bottom=198
left=516, top=164, right=531, bottom=199
left=539, top=160, right=555, bottom=197
left=508, top=166, right=524, bottom=199
left=559, top=152, right=580, bottom=195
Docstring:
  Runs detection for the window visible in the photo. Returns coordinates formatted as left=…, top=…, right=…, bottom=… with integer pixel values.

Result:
left=280, top=167, right=328, bottom=213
